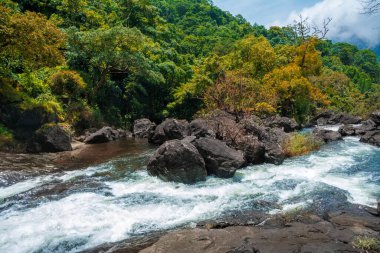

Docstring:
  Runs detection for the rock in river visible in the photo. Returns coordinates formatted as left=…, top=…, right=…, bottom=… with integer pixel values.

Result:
left=312, top=128, right=342, bottom=143
left=360, top=130, right=380, bottom=147
left=147, top=139, right=207, bottom=184
left=193, top=137, right=245, bottom=178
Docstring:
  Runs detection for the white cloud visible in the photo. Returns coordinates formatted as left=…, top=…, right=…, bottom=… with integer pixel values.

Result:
left=271, top=0, right=380, bottom=48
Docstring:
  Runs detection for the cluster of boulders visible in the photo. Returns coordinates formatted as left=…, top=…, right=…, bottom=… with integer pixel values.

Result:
left=134, top=112, right=301, bottom=184
left=135, top=110, right=380, bottom=184
left=309, top=110, right=380, bottom=147
left=339, top=111, right=380, bottom=147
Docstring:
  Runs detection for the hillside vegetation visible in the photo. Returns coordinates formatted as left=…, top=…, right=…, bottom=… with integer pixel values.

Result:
left=1, top=0, right=379, bottom=142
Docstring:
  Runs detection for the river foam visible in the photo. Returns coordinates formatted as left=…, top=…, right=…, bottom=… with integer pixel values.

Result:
left=0, top=137, right=379, bottom=252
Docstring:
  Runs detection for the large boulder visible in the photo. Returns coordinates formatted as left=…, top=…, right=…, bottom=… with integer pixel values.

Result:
left=263, top=116, right=299, bottom=133
left=147, top=139, right=207, bottom=184
left=369, top=110, right=380, bottom=126
left=193, top=138, right=245, bottom=178
left=149, top=119, right=189, bottom=145
left=338, top=125, right=356, bottom=136
left=312, top=128, right=342, bottom=143
left=360, top=130, right=380, bottom=147
left=188, top=119, right=216, bottom=138
left=133, top=118, right=156, bottom=138
left=27, top=124, right=72, bottom=153
left=84, top=127, right=120, bottom=144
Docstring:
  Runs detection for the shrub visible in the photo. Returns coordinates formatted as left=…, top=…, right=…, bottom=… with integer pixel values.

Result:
left=49, top=70, right=86, bottom=102
left=284, top=133, right=322, bottom=157
left=352, top=236, right=380, bottom=252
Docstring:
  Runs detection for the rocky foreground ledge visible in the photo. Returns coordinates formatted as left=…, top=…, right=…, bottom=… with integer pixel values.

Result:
left=84, top=203, right=380, bottom=253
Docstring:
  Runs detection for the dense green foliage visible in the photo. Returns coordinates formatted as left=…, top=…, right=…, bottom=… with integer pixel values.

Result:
left=0, top=0, right=379, bottom=140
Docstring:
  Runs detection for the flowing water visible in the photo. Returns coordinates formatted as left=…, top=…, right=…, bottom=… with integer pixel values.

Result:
left=0, top=137, right=379, bottom=253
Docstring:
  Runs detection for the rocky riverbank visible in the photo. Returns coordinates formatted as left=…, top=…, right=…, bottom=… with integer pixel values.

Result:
left=84, top=203, right=380, bottom=253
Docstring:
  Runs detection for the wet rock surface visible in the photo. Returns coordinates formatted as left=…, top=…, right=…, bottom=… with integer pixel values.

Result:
left=193, top=137, right=245, bottom=178
left=147, top=139, right=207, bottom=184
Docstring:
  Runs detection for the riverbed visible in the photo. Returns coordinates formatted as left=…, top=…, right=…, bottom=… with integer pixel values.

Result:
left=0, top=136, right=379, bottom=252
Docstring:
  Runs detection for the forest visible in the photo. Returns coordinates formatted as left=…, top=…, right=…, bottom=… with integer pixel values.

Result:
left=1, top=0, right=379, bottom=147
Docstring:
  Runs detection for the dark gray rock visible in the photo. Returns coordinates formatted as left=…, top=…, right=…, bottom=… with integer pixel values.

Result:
left=338, top=125, right=356, bottom=136
left=360, top=130, right=380, bottom=147
left=27, top=124, right=72, bottom=153
left=310, top=111, right=334, bottom=125
left=84, top=127, right=120, bottom=144
left=264, top=116, right=299, bottom=132
left=312, top=128, right=342, bottom=143
left=264, top=143, right=285, bottom=165
left=147, top=139, right=207, bottom=184
left=118, top=129, right=132, bottom=138
left=188, top=119, right=216, bottom=138
left=330, top=113, right=362, bottom=125
left=369, top=110, right=380, bottom=126
left=310, top=111, right=361, bottom=125
left=235, top=136, right=265, bottom=165
left=193, top=137, right=245, bottom=178
left=355, top=120, right=377, bottom=135
left=133, top=118, right=156, bottom=138
left=149, top=119, right=189, bottom=145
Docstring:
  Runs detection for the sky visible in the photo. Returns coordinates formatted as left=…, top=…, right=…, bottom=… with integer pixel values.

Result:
left=213, top=0, right=380, bottom=49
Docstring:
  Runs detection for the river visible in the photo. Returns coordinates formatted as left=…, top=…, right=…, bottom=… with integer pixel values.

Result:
left=0, top=136, right=379, bottom=252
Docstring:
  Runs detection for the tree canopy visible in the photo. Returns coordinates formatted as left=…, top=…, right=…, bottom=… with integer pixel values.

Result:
left=0, top=0, right=379, bottom=139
